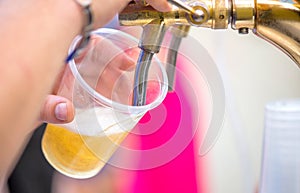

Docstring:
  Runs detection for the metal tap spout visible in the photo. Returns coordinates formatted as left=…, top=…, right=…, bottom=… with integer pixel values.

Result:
left=166, top=25, right=191, bottom=91
left=132, top=19, right=167, bottom=106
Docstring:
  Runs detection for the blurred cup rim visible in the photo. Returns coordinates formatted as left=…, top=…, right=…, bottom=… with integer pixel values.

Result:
left=265, top=98, right=300, bottom=113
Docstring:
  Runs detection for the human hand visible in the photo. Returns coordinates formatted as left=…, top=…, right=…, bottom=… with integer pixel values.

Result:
left=91, top=0, right=172, bottom=28
left=38, top=34, right=138, bottom=126
left=145, top=0, right=173, bottom=11
left=38, top=68, right=75, bottom=125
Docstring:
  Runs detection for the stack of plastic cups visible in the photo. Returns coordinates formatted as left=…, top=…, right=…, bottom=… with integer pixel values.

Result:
left=259, top=99, right=300, bottom=193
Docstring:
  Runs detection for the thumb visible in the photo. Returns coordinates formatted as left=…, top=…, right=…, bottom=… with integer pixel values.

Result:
left=40, top=95, right=75, bottom=124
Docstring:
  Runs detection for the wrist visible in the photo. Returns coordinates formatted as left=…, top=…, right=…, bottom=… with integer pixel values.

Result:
left=58, top=0, right=85, bottom=37
left=65, top=0, right=94, bottom=62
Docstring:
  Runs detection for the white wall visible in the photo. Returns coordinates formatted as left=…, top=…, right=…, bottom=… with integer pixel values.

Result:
left=189, top=27, right=300, bottom=193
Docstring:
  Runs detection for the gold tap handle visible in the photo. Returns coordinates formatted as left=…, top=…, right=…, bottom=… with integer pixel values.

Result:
left=167, top=0, right=208, bottom=24
left=119, top=0, right=210, bottom=27
left=167, top=0, right=202, bottom=16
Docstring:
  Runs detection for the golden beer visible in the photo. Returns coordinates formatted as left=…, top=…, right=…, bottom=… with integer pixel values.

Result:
left=42, top=119, right=130, bottom=179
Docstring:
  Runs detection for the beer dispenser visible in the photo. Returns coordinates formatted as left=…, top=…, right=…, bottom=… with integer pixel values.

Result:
left=118, top=0, right=299, bottom=105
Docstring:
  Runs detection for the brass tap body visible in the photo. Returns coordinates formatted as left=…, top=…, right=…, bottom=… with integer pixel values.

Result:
left=119, top=0, right=300, bottom=66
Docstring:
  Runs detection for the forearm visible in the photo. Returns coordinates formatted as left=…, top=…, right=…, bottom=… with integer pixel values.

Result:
left=0, top=0, right=82, bottom=180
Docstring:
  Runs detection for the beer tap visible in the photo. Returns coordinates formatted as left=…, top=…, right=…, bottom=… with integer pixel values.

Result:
left=121, top=0, right=210, bottom=105
left=127, top=0, right=207, bottom=105
left=119, top=0, right=300, bottom=105
left=132, top=18, right=167, bottom=106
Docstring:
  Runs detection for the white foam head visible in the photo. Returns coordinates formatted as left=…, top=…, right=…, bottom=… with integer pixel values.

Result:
left=60, top=107, right=142, bottom=136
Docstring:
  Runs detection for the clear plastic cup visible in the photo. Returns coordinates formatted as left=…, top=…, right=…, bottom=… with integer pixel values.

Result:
left=41, top=28, right=168, bottom=179
left=259, top=99, right=300, bottom=193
